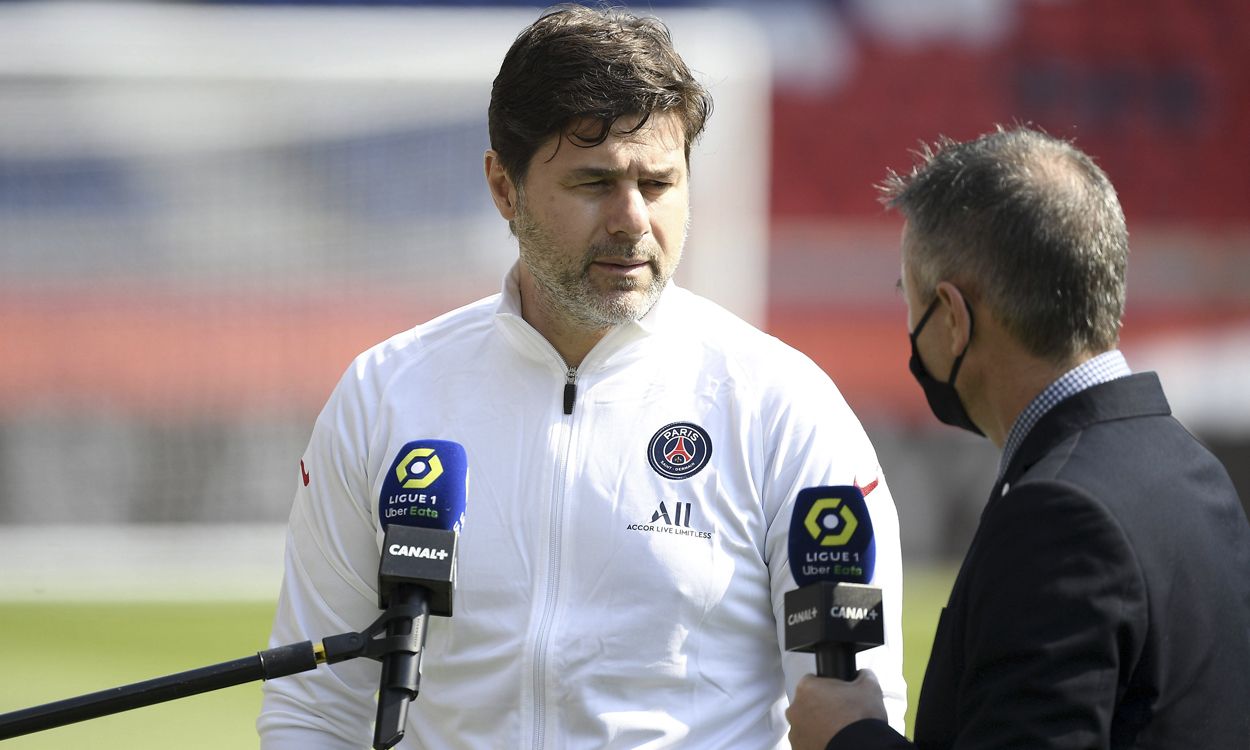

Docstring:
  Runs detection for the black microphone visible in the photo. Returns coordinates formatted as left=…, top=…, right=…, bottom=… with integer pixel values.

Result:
left=783, top=485, right=884, bottom=680
left=372, top=439, right=468, bottom=750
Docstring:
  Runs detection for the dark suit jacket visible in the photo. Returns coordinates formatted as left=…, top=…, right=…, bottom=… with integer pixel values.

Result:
left=831, top=373, right=1250, bottom=749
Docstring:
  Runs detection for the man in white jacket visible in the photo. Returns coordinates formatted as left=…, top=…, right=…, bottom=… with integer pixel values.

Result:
left=258, top=5, right=906, bottom=748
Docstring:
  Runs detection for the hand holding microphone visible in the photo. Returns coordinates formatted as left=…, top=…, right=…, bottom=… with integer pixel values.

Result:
left=786, top=671, right=889, bottom=750
left=783, top=485, right=884, bottom=680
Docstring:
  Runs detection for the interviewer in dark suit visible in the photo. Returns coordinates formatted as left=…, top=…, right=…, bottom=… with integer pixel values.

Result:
left=787, top=126, right=1250, bottom=749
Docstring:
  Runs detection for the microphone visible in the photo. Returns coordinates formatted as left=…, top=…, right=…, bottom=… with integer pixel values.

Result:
left=783, top=485, right=884, bottom=680
left=372, top=439, right=468, bottom=750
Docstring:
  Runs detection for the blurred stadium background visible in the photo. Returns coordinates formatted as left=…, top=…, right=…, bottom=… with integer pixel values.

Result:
left=1, top=0, right=1247, bottom=744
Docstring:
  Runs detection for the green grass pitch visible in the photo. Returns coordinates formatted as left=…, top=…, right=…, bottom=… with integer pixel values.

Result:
left=0, top=566, right=954, bottom=747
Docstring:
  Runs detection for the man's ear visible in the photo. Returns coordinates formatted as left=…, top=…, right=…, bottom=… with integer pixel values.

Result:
left=484, top=150, right=518, bottom=221
left=934, top=281, right=972, bottom=356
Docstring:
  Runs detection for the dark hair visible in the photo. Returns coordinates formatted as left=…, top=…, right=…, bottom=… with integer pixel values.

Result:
left=880, top=126, right=1128, bottom=364
left=488, top=4, right=712, bottom=186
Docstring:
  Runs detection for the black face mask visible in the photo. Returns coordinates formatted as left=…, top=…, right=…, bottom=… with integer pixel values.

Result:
left=908, top=296, right=984, bottom=436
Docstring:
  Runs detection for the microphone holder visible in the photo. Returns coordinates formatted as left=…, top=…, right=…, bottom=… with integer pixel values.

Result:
left=0, top=599, right=428, bottom=748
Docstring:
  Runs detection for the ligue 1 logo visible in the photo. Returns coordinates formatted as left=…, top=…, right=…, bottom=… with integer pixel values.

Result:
left=647, top=422, right=712, bottom=480
left=804, top=496, right=859, bottom=546
left=379, top=439, right=468, bottom=532
left=788, top=486, right=876, bottom=587
left=396, top=447, right=444, bottom=489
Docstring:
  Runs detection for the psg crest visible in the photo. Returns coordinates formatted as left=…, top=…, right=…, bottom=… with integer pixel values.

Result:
left=647, top=422, right=712, bottom=480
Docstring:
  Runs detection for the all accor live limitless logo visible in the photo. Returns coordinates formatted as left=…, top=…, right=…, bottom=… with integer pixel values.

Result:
left=626, top=500, right=712, bottom=540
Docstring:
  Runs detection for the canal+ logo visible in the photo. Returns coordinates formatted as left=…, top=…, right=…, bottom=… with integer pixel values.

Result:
left=647, top=422, right=712, bottom=480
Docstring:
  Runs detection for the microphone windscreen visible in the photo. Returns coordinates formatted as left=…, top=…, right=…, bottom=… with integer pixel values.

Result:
left=787, top=485, right=875, bottom=586
left=379, top=439, right=468, bottom=533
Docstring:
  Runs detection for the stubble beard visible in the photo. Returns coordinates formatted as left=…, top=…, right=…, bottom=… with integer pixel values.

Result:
left=512, top=203, right=679, bottom=330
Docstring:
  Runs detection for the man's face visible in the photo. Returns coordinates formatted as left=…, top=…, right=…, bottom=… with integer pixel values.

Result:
left=900, top=221, right=927, bottom=333
left=900, top=221, right=949, bottom=374
left=901, top=220, right=967, bottom=389
left=510, top=111, right=690, bottom=329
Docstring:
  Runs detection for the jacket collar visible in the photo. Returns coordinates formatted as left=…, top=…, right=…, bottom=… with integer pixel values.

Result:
left=492, top=261, right=674, bottom=369
left=999, top=372, right=1172, bottom=489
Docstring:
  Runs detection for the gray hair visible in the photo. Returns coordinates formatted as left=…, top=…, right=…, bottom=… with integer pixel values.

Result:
left=880, top=126, right=1128, bottom=364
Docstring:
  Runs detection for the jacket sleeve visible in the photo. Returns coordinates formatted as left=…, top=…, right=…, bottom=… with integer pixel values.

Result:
left=760, top=359, right=908, bottom=734
left=827, top=718, right=915, bottom=749
left=944, top=480, right=1148, bottom=749
left=257, top=360, right=390, bottom=748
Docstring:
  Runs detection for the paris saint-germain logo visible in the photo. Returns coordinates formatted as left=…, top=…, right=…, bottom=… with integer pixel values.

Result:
left=647, top=422, right=713, bottom=480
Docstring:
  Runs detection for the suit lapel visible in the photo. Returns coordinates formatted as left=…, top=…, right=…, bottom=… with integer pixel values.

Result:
left=999, top=372, right=1171, bottom=490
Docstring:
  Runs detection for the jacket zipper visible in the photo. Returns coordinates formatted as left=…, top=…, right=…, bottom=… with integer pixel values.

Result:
left=562, top=366, right=577, bottom=415
left=533, top=367, right=577, bottom=749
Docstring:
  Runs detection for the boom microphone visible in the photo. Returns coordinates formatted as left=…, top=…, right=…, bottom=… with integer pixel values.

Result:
left=0, top=440, right=469, bottom=746
left=373, top=439, right=468, bottom=750
left=783, top=485, right=884, bottom=680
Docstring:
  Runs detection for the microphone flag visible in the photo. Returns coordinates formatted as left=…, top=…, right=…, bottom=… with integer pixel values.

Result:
left=786, top=485, right=875, bottom=587
left=376, top=439, right=468, bottom=616
left=784, top=485, right=884, bottom=673
left=379, top=439, right=468, bottom=533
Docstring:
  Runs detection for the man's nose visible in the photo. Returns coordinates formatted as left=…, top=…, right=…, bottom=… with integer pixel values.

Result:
left=604, top=184, right=649, bottom=240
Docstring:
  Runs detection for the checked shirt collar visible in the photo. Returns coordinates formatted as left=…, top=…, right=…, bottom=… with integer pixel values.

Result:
left=998, top=349, right=1132, bottom=481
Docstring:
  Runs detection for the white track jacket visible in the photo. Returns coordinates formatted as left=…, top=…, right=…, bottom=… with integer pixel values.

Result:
left=259, top=266, right=906, bottom=749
